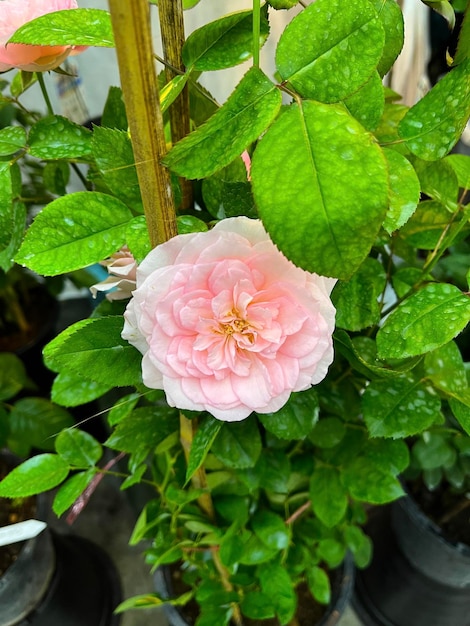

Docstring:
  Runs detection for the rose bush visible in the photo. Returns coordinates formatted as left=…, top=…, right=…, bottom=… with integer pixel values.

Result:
left=0, top=0, right=84, bottom=72
left=122, top=217, right=336, bottom=421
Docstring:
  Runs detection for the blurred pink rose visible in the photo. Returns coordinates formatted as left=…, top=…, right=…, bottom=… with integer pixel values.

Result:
left=0, top=0, right=85, bottom=72
left=90, top=246, right=137, bottom=301
left=122, top=217, right=336, bottom=422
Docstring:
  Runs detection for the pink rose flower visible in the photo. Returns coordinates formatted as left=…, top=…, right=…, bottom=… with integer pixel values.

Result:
left=122, top=217, right=336, bottom=422
left=90, top=246, right=137, bottom=301
left=0, top=0, right=85, bottom=72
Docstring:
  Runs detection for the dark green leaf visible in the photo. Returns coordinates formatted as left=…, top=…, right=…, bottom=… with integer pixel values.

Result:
left=412, top=157, right=459, bottom=210
left=241, top=592, right=276, bottom=621
left=163, top=67, right=281, bottom=179
left=425, top=341, right=467, bottom=394
left=398, top=200, right=457, bottom=249
left=258, top=388, right=319, bottom=440
left=362, top=376, right=441, bottom=438
left=259, top=563, right=297, bottom=625
left=251, top=101, right=388, bottom=279
left=252, top=509, right=290, bottom=550
left=310, top=466, right=348, bottom=527
left=101, top=86, right=128, bottom=130
left=445, top=153, right=470, bottom=190
left=9, top=398, right=74, bottom=452
left=342, top=456, right=404, bottom=503
left=0, top=352, right=31, bottom=401
left=0, top=163, right=13, bottom=252
left=343, top=525, right=372, bottom=568
left=310, top=417, right=346, bottom=449
left=105, top=405, right=178, bottom=454
left=186, top=415, right=222, bottom=483
left=182, top=7, right=269, bottom=71
left=212, top=418, right=262, bottom=469
left=412, top=432, right=456, bottom=470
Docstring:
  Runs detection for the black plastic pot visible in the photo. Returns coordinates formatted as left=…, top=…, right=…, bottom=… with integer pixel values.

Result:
left=154, top=554, right=354, bottom=626
left=353, top=496, right=470, bottom=626
left=0, top=528, right=122, bottom=626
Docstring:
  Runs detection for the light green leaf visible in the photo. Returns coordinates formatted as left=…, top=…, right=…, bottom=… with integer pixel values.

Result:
left=362, top=376, right=441, bottom=438
left=0, top=201, right=26, bottom=273
left=185, top=415, right=222, bottom=483
left=453, top=4, right=470, bottom=64
left=310, top=466, right=348, bottom=527
left=424, top=1, right=456, bottom=30
left=377, top=283, right=470, bottom=359
left=398, top=58, right=470, bottom=160
left=115, top=591, right=193, bottom=614
left=182, top=7, right=269, bottom=71
left=425, top=341, right=467, bottom=394
left=412, top=157, right=459, bottom=210
left=16, top=192, right=133, bottom=275
left=307, top=566, right=331, bottom=605
left=259, top=564, right=297, bottom=625
left=163, top=67, right=281, bottom=179
left=252, top=509, right=291, bottom=550
left=53, top=469, right=96, bottom=516
left=382, top=148, right=420, bottom=233
left=105, top=406, right=178, bottom=454
left=343, top=525, right=372, bottom=568
left=251, top=101, right=388, bottom=279
left=29, top=116, right=92, bottom=160
left=398, top=199, right=459, bottom=249
left=8, top=9, right=114, bottom=47
left=51, top=370, right=113, bottom=407
left=372, top=0, right=405, bottom=76
left=342, top=71, right=384, bottom=131
left=161, top=73, right=190, bottom=114
left=276, top=0, right=384, bottom=102
left=445, top=153, right=470, bottom=190
left=44, top=317, right=142, bottom=387
left=0, top=127, right=27, bottom=156
left=449, top=392, right=470, bottom=435
left=0, top=453, right=69, bottom=498
left=55, top=428, right=103, bottom=468
left=0, top=163, right=13, bottom=252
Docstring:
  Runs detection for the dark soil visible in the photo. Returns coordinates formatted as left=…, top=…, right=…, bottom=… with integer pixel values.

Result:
left=408, top=480, right=470, bottom=546
left=0, top=457, right=36, bottom=577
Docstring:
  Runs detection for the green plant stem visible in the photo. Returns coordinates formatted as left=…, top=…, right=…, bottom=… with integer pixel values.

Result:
left=158, top=0, right=193, bottom=211
left=253, top=0, right=261, bottom=69
left=108, top=0, right=178, bottom=248
left=179, top=413, right=244, bottom=626
left=37, top=72, right=54, bottom=116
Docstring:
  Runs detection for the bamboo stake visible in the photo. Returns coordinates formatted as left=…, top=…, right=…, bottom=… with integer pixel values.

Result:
left=108, top=0, right=177, bottom=248
left=158, top=0, right=193, bottom=210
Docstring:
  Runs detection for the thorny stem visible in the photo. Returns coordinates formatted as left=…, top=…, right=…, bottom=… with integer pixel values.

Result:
left=108, top=0, right=177, bottom=248
left=158, top=0, right=193, bottom=211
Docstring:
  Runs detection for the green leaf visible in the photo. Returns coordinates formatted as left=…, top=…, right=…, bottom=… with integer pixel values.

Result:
left=185, top=415, right=222, bottom=483
left=382, top=148, right=420, bottom=233
left=425, top=341, right=467, bottom=394
left=212, top=418, right=262, bottom=469
left=115, top=591, right=194, bottom=614
left=276, top=0, right=384, bottom=102
left=107, top=392, right=141, bottom=426
left=43, top=161, right=70, bottom=196
left=453, top=3, right=470, bottom=64
left=182, top=7, right=269, bottom=71
left=257, top=387, right=319, bottom=440
left=241, top=591, right=276, bottom=621
left=0, top=127, right=27, bottom=156
left=398, top=58, right=470, bottom=160
left=445, top=153, right=470, bottom=190
left=333, top=258, right=386, bottom=331
left=317, top=538, right=346, bottom=568
left=252, top=101, right=388, bottom=279
left=0, top=163, right=13, bottom=252
left=376, top=283, right=470, bottom=359
left=412, top=432, right=456, bottom=470
left=342, top=71, right=384, bottom=131
left=51, top=370, right=113, bottom=407
left=8, top=8, right=114, bottom=47
left=449, top=393, right=470, bottom=435
left=343, top=525, right=372, bottom=568
left=361, top=438, right=410, bottom=475
left=53, top=468, right=96, bottom=516
left=101, top=86, right=128, bottom=131
left=362, top=376, right=441, bottom=438
left=160, top=73, right=190, bottom=115
left=307, top=566, right=331, bottom=605
left=239, top=532, right=278, bottom=564
left=259, top=563, right=297, bottom=625
left=398, top=200, right=459, bottom=250
left=0, top=352, right=31, bottom=401
left=105, top=405, right=178, bottom=454
left=310, top=466, right=348, bottom=527
left=9, top=398, right=74, bottom=452
left=252, top=509, right=291, bottom=550
left=424, top=1, right=456, bottom=29
left=91, top=127, right=142, bottom=211
left=342, top=456, right=404, bottom=503
left=55, top=428, right=103, bottom=468
left=44, top=317, right=142, bottom=388
left=310, top=417, right=346, bottom=449
left=0, top=453, right=69, bottom=498
left=28, top=116, right=92, bottom=160
left=372, top=0, right=404, bottom=76
left=412, top=157, right=459, bottom=210
left=202, top=158, right=255, bottom=220
left=163, top=67, right=281, bottom=179
left=16, top=192, right=133, bottom=275
left=0, top=201, right=26, bottom=273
